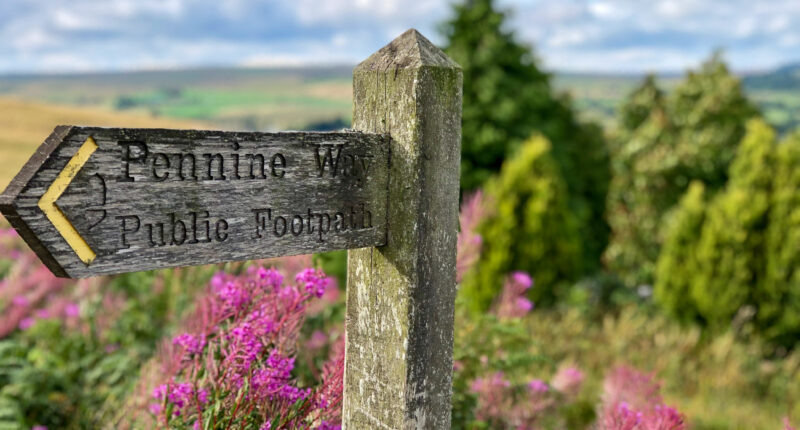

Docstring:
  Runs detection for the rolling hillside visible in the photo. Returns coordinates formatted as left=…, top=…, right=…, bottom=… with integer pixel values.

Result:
left=0, top=97, right=209, bottom=190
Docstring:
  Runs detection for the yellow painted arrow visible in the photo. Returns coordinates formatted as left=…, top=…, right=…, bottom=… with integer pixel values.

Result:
left=38, top=137, right=98, bottom=265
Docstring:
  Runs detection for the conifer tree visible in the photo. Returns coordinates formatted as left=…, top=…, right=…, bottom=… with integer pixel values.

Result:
left=653, top=181, right=706, bottom=323
left=607, top=54, right=758, bottom=286
left=761, top=131, right=800, bottom=345
left=655, top=120, right=775, bottom=331
left=460, top=135, right=582, bottom=313
left=690, top=120, right=774, bottom=327
left=442, top=0, right=611, bottom=275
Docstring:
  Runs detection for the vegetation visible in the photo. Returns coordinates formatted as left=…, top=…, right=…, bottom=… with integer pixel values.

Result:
left=655, top=119, right=800, bottom=348
left=460, top=136, right=582, bottom=312
left=442, top=0, right=611, bottom=285
left=606, top=54, right=759, bottom=285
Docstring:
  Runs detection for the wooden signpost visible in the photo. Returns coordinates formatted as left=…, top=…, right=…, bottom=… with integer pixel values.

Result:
left=0, top=29, right=461, bottom=429
left=0, top=127, right=390, bottom=278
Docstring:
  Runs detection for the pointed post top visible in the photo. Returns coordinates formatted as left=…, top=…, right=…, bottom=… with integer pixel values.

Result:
left=355, top=28, right=460, bottom=72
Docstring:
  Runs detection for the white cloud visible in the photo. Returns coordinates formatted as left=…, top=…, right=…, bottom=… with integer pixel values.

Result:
left=0, top=0, right=799, bottom=73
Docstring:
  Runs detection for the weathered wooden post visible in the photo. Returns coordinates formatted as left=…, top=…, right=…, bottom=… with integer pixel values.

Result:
left=344, top=29, right=463, bottom=428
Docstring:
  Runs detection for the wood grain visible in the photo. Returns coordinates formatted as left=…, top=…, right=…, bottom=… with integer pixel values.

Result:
left=344, top=28, right=462, bottom=429
left=1, top=126, right=390, bottom=278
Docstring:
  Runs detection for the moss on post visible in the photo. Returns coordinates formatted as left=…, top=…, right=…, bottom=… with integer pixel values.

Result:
left=344, top=29, right=462, bottom=429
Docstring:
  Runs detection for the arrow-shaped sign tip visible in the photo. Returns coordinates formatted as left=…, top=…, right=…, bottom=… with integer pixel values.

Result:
left=38, top=136, right=98, bottom=265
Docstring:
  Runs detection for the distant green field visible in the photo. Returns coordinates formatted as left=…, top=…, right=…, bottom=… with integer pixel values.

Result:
left=1, top=65, right=799, bottom=135
left=0, top=67, right=353, bottom=132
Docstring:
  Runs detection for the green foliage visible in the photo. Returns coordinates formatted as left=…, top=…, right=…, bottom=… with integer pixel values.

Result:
left=522, top=305, right=800, bottom=429
left=606, top=53, right=759, bottom=285
left=441, top=0, right=611, bottom=273
left=451, top=293, right=800, bottom=429
left=654, top=181, right=707, bottom=323
left=654, top=120, right=800, bottom=345
left=460, top=136, right=582, bottom=312
left=691, top=120, right=773, bottom=328
left=451, top=298, right=594, bottom=430
left=760, top=130, right=800, bottom=346
left=617, top=74, right=665, bottom=136
left=0, top=267, right=215, bottom=429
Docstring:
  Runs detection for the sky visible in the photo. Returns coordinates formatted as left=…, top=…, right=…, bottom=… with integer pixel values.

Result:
left=2, top=0, right=799, bottom=75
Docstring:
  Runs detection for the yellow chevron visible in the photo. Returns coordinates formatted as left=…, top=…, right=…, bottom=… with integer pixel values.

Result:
left=38, top=136, right=98, bottom=264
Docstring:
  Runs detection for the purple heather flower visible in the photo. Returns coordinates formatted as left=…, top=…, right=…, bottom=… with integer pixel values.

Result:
left=515, top=297, right=534, bottom=313
left=295, top=268, right=330, bottom=298
left=258, top=267, right=284, bottom=291
left=64, top=302, right=80, bottom=317
left=168, top=382, right=195, bottom=415
left=511, top=271, right=533, bottom=290
left=317, top=422, right=341, bottom=430
left=217, top=281, right=251, bottom=311
left=617, top=402, right=643, bottom=423
left=528, top=379, right=549, bottom=393
left=11, top=295, right=28, bottom=307
left=18, top=317, right=35, bottom=330
left=173, top=333, right=206, bottom=355
left=229, top=323, right=263, bottom=367
left=552, top=366, right=584, bottom=397
left=152, top=384, right=167, bottom=400
left=197, top=389, right=209, bottom=404
left=32, top=426, right=47, bottom=430
left=260, top=422, right=272, bottom=430
left=211, top=272, right=225, bottom=289
left=35, top=309, right=50, bottom=319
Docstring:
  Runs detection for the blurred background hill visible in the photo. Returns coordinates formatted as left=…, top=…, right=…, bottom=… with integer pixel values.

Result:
left=2, top=62, right=798, bottom=189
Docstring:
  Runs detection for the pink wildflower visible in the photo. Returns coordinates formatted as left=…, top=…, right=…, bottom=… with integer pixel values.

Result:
left=599, top=365, right=686, bottom=430
left=295, top=268, right=330, bottom=298
left=471, top=372, right=512, bottom=421
left=784, top=417, right=797, bottom=430
left=64, top=302, right=80, bottom=317
left=11, top=295, right=28, bottom=307
left=18, top=317, right=34, bottom=330
left=528, top=379, right=549, bottom=393
left=216, top=281, right=251, bottom=311
left=601, top=402, right=642, bottom=430
left=640, top=404, right=685, bottom=430
left=516, top=297, right=534, bottom=313
left=172, top=333, right=205, bottom=355
left=603, top=365, right=662, bottom=410
left=258, top=267, right=284, bottom=291
left=456, top=191, right=485, bottom=282
left=551, top=366, right=584, bottom=398
left=511, top=271, right=533, bottom=289
left=493, top=271, right=535, bottom=319
left=142, top=264, right=339, bottom=428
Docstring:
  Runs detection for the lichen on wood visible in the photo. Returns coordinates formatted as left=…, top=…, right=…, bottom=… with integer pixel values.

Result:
left=344, top=28, right=462, bottom=429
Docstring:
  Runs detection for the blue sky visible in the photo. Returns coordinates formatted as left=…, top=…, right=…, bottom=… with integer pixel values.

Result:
left=2, top=0, right=799, bottom=74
